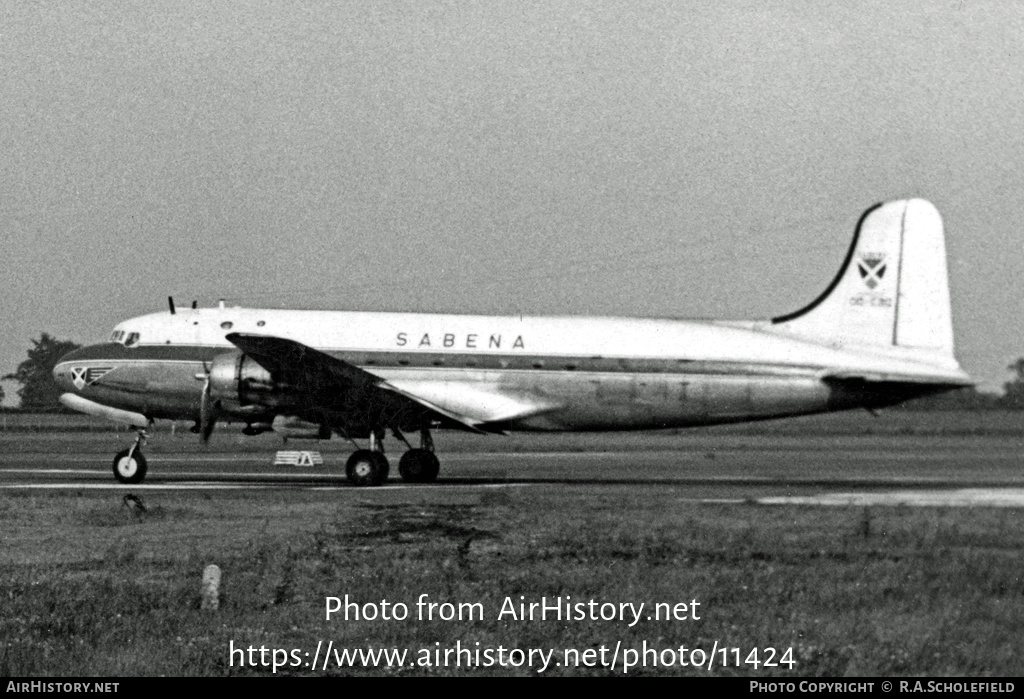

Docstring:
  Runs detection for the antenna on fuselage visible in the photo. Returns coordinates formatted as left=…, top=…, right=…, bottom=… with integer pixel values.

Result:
left=191, top=300, right=198, bottom=309
left=168, top=296, right=176, bottom=315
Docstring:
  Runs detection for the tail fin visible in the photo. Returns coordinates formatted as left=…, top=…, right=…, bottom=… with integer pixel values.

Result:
left=771, top=199, right=955, bottom=357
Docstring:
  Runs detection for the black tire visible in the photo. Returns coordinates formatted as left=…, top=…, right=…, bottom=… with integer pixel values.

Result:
left=398, top=449, right=440, bottom=483
left=346, top=449, right=389, bottom=487
left=112, top=448, right=148, bottom=484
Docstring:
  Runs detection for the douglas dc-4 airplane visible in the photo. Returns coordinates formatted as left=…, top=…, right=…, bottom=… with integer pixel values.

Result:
left=53, top=199, right=970, bottom=487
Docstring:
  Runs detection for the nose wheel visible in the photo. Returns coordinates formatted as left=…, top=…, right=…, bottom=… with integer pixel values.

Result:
left=112, top=429, right=148, bottom=484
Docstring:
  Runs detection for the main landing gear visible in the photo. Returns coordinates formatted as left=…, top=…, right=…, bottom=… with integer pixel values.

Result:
left=344, top=422, right=441, bottom=487
left=112, top=428, right=148, bottom=484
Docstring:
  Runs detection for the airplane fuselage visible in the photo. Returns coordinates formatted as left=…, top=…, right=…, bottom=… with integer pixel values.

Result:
left=53, top=306, right=961, bottom=433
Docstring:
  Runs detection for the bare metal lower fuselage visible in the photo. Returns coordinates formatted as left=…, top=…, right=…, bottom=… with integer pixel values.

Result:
left=54, top=339, right=936, bottom=435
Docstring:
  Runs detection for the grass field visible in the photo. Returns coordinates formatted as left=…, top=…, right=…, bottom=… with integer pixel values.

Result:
left=3, top=487, right=1023, bottom=676
left=2, top=411, right=1023, bottom=676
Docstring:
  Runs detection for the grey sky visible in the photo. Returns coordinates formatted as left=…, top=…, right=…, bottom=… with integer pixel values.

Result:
left=2, top=1, right=1022, bottom=403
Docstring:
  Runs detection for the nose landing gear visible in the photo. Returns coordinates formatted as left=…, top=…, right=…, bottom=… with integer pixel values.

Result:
left=112, top=429, right=148, bottom=484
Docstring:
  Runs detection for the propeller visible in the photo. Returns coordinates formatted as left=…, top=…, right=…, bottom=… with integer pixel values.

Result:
left=196, top=361, right=218, bottom=443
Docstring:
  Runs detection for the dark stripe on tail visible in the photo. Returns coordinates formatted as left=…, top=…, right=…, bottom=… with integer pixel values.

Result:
left=771, top=202, right=883, bottom=324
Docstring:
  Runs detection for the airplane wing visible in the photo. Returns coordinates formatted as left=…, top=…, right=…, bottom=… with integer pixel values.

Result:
left=224, top=333, right=551, bottom=434
left=382, top=380, right=555, bottom=427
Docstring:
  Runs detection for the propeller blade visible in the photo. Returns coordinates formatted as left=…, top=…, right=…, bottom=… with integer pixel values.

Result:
left=199, top=377, right=217, bottom=443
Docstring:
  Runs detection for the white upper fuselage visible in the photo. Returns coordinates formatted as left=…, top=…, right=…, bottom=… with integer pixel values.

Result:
left=109, top=306, right=966, bottom=381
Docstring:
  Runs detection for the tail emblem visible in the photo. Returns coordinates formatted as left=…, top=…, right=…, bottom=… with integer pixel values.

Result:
left=857, top=254, right=887, bottom=290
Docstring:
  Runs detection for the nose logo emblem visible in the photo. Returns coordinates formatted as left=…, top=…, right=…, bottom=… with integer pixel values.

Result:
left=71, top=366, right=113, bottom=390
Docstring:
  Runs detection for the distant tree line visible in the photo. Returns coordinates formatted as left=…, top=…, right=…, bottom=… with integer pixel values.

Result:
left=1003, top=358, right=1024, bottom=409
left=896, top=386, right=1004, bottom=411
left=3, top=334, right=81, bottom=412
left=4, top=333, right=1024, bottom=412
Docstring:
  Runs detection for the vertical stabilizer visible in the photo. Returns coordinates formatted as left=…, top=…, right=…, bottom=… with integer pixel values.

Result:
left=771, top=199, right=955, bottom=357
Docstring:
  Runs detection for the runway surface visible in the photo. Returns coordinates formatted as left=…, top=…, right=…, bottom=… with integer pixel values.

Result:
left=3, top=431, right=1024, bottom=506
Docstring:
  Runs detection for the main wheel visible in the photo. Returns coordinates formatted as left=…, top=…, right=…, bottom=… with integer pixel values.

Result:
left=346, top=449, right=389, bottom=487
left=112, top=448, right=148, bottom=484
left=398, top=449, right=440, bottom=483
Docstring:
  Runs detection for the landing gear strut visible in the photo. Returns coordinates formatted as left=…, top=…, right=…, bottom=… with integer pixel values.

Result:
left=112, top=429, right=148, bottom=484
left=345, top=428, right=390, bottom=487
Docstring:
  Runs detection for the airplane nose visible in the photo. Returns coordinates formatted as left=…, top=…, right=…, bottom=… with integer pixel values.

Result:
left=57, top=346, right=90, bottom=364
left=52, top=345, right=98, bottom=392
left=53, top=354, right=75, bottom=391
left=52, top=364, right=70, bottom=391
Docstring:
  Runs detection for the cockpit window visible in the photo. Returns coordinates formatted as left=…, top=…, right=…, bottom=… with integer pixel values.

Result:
left=124, top=332, right=140, bottom=348
left=109, top=330, right=126, bottom=344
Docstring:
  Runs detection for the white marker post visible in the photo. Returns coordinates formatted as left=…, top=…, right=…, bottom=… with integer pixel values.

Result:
left=201, top=564, right=221, bottom=611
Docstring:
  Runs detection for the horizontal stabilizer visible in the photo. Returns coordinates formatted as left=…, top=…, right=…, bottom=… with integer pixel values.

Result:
left=824, top=370, right=972, bottom=387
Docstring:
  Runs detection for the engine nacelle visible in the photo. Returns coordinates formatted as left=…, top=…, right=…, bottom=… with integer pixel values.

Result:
left=208, top=351, right=293, bottom=410
left=240, top=416, right=331, bottom=439
left=272, top=415, right=332, bottom=440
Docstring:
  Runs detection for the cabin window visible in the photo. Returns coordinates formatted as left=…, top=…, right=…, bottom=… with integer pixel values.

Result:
left=221, top=321, right=233, bottom=330
left=257, top=320, right=266, bottom=327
